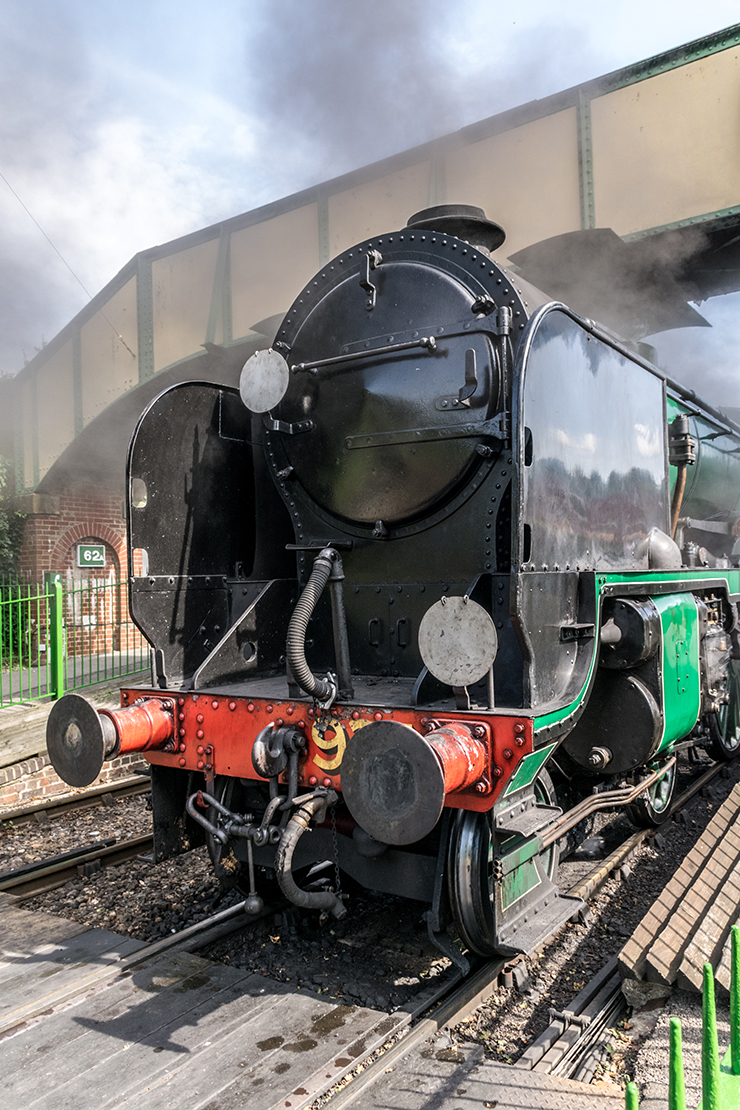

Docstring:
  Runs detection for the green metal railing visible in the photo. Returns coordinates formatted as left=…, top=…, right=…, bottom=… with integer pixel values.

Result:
left=626, top=924, right=740, bottom=1109
left=0, top=577, right=148, bottom=706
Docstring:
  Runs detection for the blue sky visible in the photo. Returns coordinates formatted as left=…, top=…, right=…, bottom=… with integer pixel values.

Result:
left=1, top=0, right=740, bottom=406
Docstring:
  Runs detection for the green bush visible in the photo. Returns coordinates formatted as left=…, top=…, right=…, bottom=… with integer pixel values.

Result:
left=0, top=456, right=24, bottom=579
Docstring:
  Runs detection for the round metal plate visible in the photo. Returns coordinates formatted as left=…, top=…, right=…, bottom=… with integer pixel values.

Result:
left=46, top=693, right=106, bottom=787
left=341, top=720, right=445, bottom=846
left=239, top=348, right=290, bottom=413
left=418, top=597, right=498, bottom=687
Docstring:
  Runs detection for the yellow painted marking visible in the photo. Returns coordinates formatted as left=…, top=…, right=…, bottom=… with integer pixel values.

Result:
left=311, top=716, right=371, bottom=772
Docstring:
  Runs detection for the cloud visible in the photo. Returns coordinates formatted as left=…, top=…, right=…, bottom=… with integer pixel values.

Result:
left=242, top=0, right=605, bottom=183
left=556, top=430, right=597, bottom=454
left=635, top=423, right=662, bottom=458
left=2, top=0, right=740, bottom=394
left=0, top=1, right=263, bottom=374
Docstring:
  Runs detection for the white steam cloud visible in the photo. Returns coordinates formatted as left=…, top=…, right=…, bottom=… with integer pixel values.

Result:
left=1, top=0, right=740, bottom=416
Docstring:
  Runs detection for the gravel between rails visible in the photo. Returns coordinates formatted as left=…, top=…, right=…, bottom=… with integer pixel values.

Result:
left=0, top=793, right=152, bottom=872
left=5, top=752, right=740, bottom=1099
left=1, top=793, right=237, bottom=939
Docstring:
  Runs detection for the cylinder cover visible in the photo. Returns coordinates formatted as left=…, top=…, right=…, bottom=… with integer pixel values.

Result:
left=600, top=596, right=661, bottom=670
left=562, top=671, right=662, bottom=774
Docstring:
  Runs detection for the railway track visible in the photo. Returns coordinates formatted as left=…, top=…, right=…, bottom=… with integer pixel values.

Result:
left=0, top=773, right=153, bottom=897
left=3, top=757, right=725, bottom=908
left=0, top=832, right=154, bottom=897
left=0, top=773, right=150, bottom=826
left=309, top=757, right=732, bottom=1105
left=1, top=754, right=731, bottom=1108
left=495, top=758, right=732, bottom=1089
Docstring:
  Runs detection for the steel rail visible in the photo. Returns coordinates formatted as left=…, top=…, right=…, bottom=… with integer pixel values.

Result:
left=0, top=774, right=150, bottom=826
left=6, top=834, right=154, bottom=898
left=0, top=836, right=117, bottom=885
left=319, top=956, right=507, bottom=1110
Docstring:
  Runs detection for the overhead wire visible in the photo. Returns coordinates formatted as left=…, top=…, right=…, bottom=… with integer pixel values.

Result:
left=0, top=169, right=136, bottom=359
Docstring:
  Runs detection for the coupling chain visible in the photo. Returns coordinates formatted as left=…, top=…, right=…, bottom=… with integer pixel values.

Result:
left=331, top=804, right=342, bottom=897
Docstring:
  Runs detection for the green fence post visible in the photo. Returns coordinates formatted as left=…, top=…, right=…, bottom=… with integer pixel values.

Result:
left=49, top=579, right=64, bottom=700
left=732, top=925, right=740, bottom=1077
left=670, top=1016, right=686, bottom=1110
left=702, top=962, right=720, bottom=1110
left=625, top=1081, right=640, bottom=1109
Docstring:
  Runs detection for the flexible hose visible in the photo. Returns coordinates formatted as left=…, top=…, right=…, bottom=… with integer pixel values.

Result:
left=275, top=795, right=346, bottom=918
left=286, top=549, right=335, bottom=700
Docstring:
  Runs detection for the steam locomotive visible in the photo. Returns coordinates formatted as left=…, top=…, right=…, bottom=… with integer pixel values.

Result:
left=47, top=205, right=740, bottom=970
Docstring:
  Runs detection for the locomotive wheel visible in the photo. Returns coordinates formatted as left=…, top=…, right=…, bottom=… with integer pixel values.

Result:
left=626, top=760, right=676, bottom=828
left=708, top=659, right=740, bottom=761
left=447, top=771, right=558, bottom=958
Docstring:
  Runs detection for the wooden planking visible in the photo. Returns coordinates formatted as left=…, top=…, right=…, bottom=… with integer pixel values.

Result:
left=1, top=951, right=229, bottom=1091
left=121, top=1003, right=405, bottom=1110
left=0, top=903, right=90, bottom=956
left=0, top=895, right=399, bottom=1110
left=645, top=831, right=740, bottom=984
left=342, top=1037, right=622, bottom=1109
left=619, top=782, right=740, bottom=991
left=715, top=912, right=740, bottom=991
left=619, top=783, right=740, bottom=981
left=25, top=976, right=385, bottom=1110
left=0, top=950, right=207, bottom=1071
left=0, top=925, right=143, bottom=995
left=679, top=853, right=740, bottom=990
left=10, top=959, right=267, bottom=1108
left=0, top=702, right=52, bottom=766
left=0, top=902, right=146, bottom=1033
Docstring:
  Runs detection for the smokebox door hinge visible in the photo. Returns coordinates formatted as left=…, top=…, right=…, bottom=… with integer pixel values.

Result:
left=359, top=250, right=383, bottom=310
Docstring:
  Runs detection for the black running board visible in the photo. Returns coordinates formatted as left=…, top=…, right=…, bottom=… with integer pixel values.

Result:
left=494, top=870, right=584, bottom=956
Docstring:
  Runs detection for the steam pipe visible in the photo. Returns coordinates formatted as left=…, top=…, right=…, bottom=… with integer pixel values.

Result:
left=327, top=554, right=354, bottom=700
left=186, top=791, right=282, bottom=847
left=275, top=791, right=347, bottom=919
left=538, top=758, right=676, bottom=848
left=286, top=547, right=337, bottom=702
left=186, top=792, right=231, bottom=844
left=671, top=465, right=688, bottom=539
left=668, top=414, right=695, bottom=540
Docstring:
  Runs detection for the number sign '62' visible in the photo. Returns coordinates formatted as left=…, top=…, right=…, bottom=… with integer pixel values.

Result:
left=77, top=544, right=106, bottom=568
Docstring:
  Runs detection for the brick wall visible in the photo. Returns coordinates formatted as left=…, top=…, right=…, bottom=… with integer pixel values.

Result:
left=17, top=485, right=127, bottom=581
left=0, top=751, right=148, bottom=811
left=12, top=484, right=142, bottom=657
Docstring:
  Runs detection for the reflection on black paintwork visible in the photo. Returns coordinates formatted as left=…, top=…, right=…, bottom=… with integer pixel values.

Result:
left=522, top=311, right=666, bottom=570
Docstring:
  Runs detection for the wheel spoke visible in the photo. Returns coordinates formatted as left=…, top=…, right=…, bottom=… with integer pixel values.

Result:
left=627, top=760, right=676, bottom=827
left=708, top=659, right=740, bottom=760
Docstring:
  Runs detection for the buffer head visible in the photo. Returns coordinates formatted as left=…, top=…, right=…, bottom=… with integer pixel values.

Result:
left=46, top=693, right=116, bottom=787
